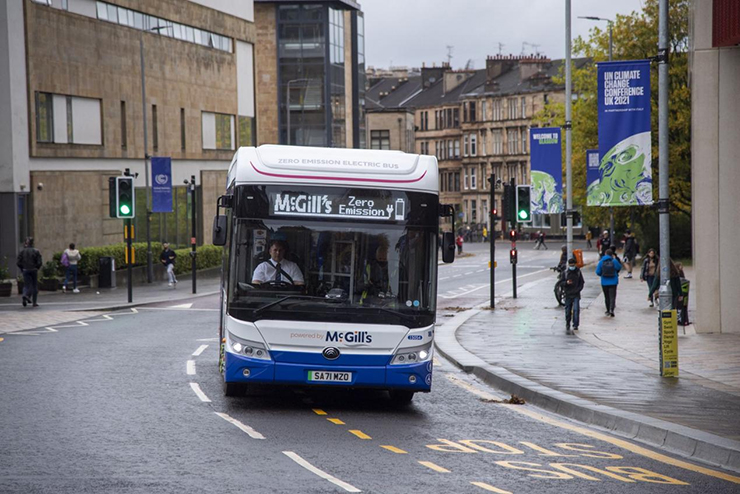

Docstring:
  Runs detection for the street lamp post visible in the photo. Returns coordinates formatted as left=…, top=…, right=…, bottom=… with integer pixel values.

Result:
left=579, top=15, right=615, bottom=245
left=286, top=78, right=309, bottom=145
left=139, top=26, right=165, bottom=283
left=565, top=0, right=573, bottom=260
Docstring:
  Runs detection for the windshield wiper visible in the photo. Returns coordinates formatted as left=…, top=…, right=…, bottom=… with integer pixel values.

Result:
left=253, top=295, right=329, bottom=316
left=357, top=306, right=417, bottom=323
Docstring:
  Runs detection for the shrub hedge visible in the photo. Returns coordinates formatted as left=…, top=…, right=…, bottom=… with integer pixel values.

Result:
left=52, top=244, right=223, bottom=277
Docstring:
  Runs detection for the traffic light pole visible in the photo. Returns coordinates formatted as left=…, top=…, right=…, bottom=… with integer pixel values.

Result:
left=189, top=175, right=197, bottom=294
left=489, top=172, right=496, bottom=309
left=510, top=178, right=517, bottom=299
left=126, top=218, right=133, bottom=303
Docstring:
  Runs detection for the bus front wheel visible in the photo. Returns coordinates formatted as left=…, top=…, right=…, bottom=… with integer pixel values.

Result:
left=223, top=380, right=248, bottom=397
left=389, top=390, right=415, bottom=406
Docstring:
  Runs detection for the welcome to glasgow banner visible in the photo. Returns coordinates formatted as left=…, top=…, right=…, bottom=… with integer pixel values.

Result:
left=529, top=127, right=563, bottom=214
left=586, top=149, right=600, bottom=207
left=151, top=156, right=173, bottom=213
left=592, top=60, right=653, bottom=207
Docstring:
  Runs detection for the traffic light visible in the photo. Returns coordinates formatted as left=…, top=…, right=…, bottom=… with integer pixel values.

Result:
left=503, top=184, right=516, bottom=223
left=509, top=229, right=518, bottom=242
left=491, top=207, right=499, bottom=220
left=510, top=248, right=518, bottom=264
left=116, top=176, right=135, bottom=219
left=516, top=185, right=532, bottom=223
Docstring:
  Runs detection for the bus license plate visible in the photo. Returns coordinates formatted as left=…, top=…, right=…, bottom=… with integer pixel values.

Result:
left=308, top=371, right=352, bottom=383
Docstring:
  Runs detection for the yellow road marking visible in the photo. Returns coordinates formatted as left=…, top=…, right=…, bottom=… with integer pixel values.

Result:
left=419, top=461, right=450, bottom=473
left=327, top=418, right=345, bottom=425
left=380, top=445, right=408, bottom=454
left=312, top=408, right=327, bottom=416
left=0, top=337, right=4, bottom=343
left=470, top=482, right=512, bottom=493
left=445, top=373, right=740, bottom=484
left=349, top=429, right=371, bottom=440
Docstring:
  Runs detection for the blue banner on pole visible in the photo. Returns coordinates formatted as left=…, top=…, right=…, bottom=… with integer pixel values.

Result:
left=586, top=149, right=600, bottom=206
left=594, top=60, right=653, bottom=206
left=151, top=157, right=173, bottom=213
left=529, top=127, right=563, bottom=214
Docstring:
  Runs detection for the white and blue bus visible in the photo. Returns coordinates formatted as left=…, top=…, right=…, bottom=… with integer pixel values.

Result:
left=212, top=145, right=455, bottom=404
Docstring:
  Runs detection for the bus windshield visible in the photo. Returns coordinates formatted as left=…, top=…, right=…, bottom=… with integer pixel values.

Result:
left=227, top=219, right=438, bottom=328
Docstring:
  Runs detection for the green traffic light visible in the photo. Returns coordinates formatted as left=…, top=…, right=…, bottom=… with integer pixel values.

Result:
left=518, top=210, right=528, bottom=219
left=120, top=205, right=131, bottom=215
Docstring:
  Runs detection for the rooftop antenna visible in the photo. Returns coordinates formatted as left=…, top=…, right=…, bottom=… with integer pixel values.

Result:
left=521, top=41, right=541, bottom=56
left=446, top=45, right=453, bottom=66
left=497, top=42, right=505, bottom=55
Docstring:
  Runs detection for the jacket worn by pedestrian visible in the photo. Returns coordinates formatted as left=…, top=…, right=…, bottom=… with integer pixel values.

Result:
left=17, top=247, right=42, bottom=271
left=624, top=236, right=638, bottom=259
left=160, top=249, right=176, bottom=266
left=595, top=255, right=622, bottom=286
left=560, top=267, right=585, bottom=298
left=640, top=256, right=658, bottom=281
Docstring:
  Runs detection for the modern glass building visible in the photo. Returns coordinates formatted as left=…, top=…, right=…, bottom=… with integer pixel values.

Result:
left=255, top=0, right=366, bottom=148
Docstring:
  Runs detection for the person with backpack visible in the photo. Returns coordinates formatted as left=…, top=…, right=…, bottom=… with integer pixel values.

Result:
left=560, top=257, right=585, bottom=331
left=596, top=248, right=622, bottom=317
left=17, top=237, right=42, bottom=307
left=61, top=243, right=82, bottom=293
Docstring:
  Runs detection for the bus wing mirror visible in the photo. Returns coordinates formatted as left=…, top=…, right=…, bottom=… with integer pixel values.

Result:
left=212, top=215, right=227, bottom=246
left=442, top=232, right=455, bottom=263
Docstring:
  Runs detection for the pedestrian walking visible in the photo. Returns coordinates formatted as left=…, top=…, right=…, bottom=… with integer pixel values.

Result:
left=16, top=237, right=42, bottom=307
left=61, top=243, right=82, bottom=293
left=640, top=248, right=659, bottom=307
left=622, top=230, right=638, bottom=278
left=596, top=248, right=622, bottom=317
left=585, top=230, right=593, bottom=249
left=160, top=242, right=177, bottom=287
left=538, top=231, right=548, bottom=250
left=599, top=230, right=611, bottom=257
left=456, top=234, right=464, bottom=254
left=560, top=257, right=585, bottom=331
left=482, top=227, right=488, bottom=243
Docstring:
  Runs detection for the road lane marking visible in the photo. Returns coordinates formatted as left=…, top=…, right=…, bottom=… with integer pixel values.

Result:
left=349, top=430, right=371, bottom=439
left=170, top=303, right=193, bottom=309
left=197, top=338, right=219, bottom=342
left=283, top=451, right=361, bottom=493
left=215, top=412, right=265, bottom=439
left=418, top=461, right=450, bottom=473
left=312, top=408, right=327, bottom=415
left=380, top=445, right=407, bottom=454
left=439, top=268, right=553, bottom=299
left=327, top=418, right=345, bottom=425
left=44, top=327, right=59, bottom=332
left=189, top=383, right=211, bottom=402
left=446, top=373, right=740, bottom=484
left=470, top=482, right=512, bottom=493
left=186, top=360, right=196, bottom=375
left=138, top=307, right=219, bottom=312
left=192, top=344, right=208, bottom=356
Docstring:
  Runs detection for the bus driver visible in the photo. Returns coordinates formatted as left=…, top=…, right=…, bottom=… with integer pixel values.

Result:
left=252, top=240, right=305, bottom=286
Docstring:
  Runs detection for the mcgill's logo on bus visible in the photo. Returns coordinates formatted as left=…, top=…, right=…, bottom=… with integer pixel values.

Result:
left=326, top=331, right=373, bottom=344
left=274, top=193, right=332, bottom=214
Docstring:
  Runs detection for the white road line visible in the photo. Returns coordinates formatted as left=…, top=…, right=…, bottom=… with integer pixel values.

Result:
left=170, top=303, right=193, bottom=309
left=44, top=327, right=59, bottom=332
left=189, top=383, right=211, bottom=402
left=439, top=277, right=449, bottom=281
left=192, top=344, right=208, bottom=356
left=452, top=274, right=462, bottom=278
left=438, top=268, right=551, bottom=299
left=282, top=451, right=361, bottom=492
left=215, top=412, right=265, bottom=440
left=197, top=338, right=219, bottom=342
left=186, top=360, right=196, bottom=375
left=464, top=271, right=474, bottom=275
left=137, top=307, right=219, bottom=312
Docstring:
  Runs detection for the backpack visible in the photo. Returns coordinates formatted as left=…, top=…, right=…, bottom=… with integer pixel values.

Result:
left=61, top=251, right=70, bottom=267
left=601, top=257, right=615, bottom=277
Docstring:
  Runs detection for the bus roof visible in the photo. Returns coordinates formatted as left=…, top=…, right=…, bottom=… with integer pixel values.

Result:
left=228, top=145, right=439, bottom=193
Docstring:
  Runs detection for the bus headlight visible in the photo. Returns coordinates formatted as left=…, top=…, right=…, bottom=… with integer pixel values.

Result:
left=391, top=343, right=433, bottom=365
left=228, top=331, right=271, bottom=361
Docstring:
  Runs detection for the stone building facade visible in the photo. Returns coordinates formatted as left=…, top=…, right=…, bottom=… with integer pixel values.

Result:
left=0, top=0, right=256, bottom=269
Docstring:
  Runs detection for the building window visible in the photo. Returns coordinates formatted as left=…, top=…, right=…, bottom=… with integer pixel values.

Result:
left=481, top=100, right=487, bottom=121
left=453, top=108, right=460, bottom=127
left=463, top=134, right=469, bottom=157
left=180, top=108, right=186, bottom=151
left=508, top=98, right=518, bottom=119
left=521, top=128, right=528, bottom=154
left=470, top=167, right=477, bottom=189
left=463, top=103, right=468, bottom=122
left=463, top=200, right=468, bottom=222
left=471, top=199, right=477, bottom=222
left=454, top=139, right=460, bottom=158
left=454, top=172, right=460, bottom=191
left=370, top=130, right=390, bottom=150
left=202, top=111, right=235, bottom=150
left=238, top=116, right=254, bottom=147
left=96, top=1, right=232, bottom=53
left=469, top=101, right=476, bottom=122
left=521, top=97, right=527, bottom=118
left=36, top=92, right=53, bottom=143
left=121, top=101, right=127, bottom=149
left=470, top=133, right=477, bottom=157
left=152, top=104, right=158, bottom=152
left=492, top=130, right=502, bottom=155
left=479, top=131, right=486, bottom=156
left=463, top=168, right=469, bottom=189
left=447, top=173, right=453, bottom=192
left=493, top=99, right=501, bottom=121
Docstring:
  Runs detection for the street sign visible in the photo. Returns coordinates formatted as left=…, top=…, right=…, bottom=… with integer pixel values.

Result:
left=660, top=310, right=679, bottom=377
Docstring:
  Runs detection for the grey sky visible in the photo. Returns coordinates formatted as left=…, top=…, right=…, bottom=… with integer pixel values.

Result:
left=360, top=0, right=645, bottom=69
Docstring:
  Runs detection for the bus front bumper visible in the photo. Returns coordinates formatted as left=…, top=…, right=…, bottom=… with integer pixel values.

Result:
left=224, top=351, right=432, bottom=391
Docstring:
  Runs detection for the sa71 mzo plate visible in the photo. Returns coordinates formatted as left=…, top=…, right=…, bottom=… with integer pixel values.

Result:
left=308, top=371, right=352, bottom=383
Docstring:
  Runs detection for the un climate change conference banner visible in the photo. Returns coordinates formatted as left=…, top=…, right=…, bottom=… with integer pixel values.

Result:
left=151, top=157, right=173, bottom=213
left=586, top=149, right=600, bottom=207
left=529, top=127, right=563, bottom=214
left=592, top=60, right=653, bottom=207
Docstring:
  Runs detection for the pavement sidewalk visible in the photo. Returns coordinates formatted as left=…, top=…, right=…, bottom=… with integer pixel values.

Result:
left=0, top=272, right=221, bottom=334
left=435, top=252, right=740, bottom=474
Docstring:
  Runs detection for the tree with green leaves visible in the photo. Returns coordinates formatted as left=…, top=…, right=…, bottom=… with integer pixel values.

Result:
left=534, top=0, right=691, bottom=256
